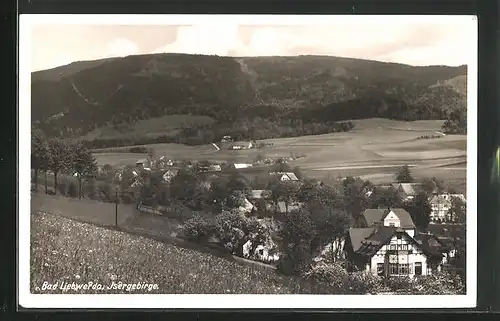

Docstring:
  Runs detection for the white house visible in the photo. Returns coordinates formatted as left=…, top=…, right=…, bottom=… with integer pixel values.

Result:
left=232, top=163, right=253, bottom=169
left=346, top=208, right=448, bottom=278
left=429, top=193, right=466, bottom=222
left=270, top=172, right=299, bottom=181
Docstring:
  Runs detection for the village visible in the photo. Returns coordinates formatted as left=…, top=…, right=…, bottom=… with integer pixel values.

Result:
left=82, top=134, right=467, bottom=282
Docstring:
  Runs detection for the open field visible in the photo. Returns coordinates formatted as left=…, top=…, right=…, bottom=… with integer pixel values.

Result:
left=92, top=118, right=467, bottom=188
left=81, top=114, right=215, bottom=140
left=30, top=211, right=312, bottom=294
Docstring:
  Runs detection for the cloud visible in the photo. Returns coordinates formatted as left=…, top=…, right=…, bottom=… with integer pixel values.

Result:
left=106, top=38, right=139, bottom=57
left=151, top=23, right=241, bottom=56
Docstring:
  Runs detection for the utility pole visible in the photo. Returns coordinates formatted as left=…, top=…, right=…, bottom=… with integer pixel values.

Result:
left=115, top=186, right=118, bottom=227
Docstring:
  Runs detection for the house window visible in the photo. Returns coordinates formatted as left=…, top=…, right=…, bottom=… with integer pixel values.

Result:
left=415, top=262, right=422, bottom=275
left=389, top=245, right=397, bottom=251
left=377, top=263, right=384, bottom=276
left=398, top=264, right=409, bottom=275
left=389, top=263, right=398, bottom=275
left=389, top=223, right=395, bottom=227
left=398, top=244, right=408, bottom=251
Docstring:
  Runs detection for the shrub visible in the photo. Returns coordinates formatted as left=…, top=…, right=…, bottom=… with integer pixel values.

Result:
left=412, top=271, right=465, bottom=295
left=57, top=179, right=70, bottom=196
left=347, top=271, right=385, bottom=294
left=383, top=276, right=415, bottom=293
left=302, top=262, right=348, bottom=294
left=182, top=215, right=215, bottom=243
left=129, top=146, right=149, bottom=153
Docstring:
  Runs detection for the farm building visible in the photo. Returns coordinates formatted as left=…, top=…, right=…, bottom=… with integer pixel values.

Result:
left=221, top=135, right=233, bottom=143
left=345, top=208, right=449, bottom=278
left=136, top=158, right=151, bottom=169
left=270, top=172, right=299, bottom=181
left=231, top=163, right=253, bottom=170
left=229, top=141, right=253, bottom=150
left=391, top=183, right=422, bottom=201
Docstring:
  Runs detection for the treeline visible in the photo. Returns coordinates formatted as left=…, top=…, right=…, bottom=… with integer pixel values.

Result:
left=83, top=119, right=355, bottom=149
left=31, top=127, right=97, bottom=198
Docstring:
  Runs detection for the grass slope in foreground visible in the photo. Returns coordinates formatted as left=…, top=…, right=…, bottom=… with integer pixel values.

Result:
left=30, top=212, right=307, bottom=294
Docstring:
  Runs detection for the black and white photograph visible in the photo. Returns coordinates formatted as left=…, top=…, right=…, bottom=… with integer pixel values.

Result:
left=19, top=14, right=477, bottom=309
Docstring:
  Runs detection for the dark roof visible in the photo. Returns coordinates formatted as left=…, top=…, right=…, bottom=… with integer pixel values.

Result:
left=413, top=233, right=447, bottom=257
left=348, top=227, right=375, bottom=252
left=349, top=226, right=434, bottom=258
left=356, top=226, right=397, bottom=256
left=362, top=208, right=415, bottom=229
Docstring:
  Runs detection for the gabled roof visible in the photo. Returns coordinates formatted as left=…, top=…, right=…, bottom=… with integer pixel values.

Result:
left=352, top=227, right=429, bottom=258
left=348, top=227, right=376, bottom=252
left=362, top=208, right=415, bottom=229
left=270, top=172, right=299, bottom=181
left=392, top=183, right=421, bottom=196
left=429, top=195, right=452, bottom=206
left=413, top=233, right=447, bottom=257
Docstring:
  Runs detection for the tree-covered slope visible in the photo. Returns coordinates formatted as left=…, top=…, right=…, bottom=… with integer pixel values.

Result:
left=31, top=53, right=467, bottom=139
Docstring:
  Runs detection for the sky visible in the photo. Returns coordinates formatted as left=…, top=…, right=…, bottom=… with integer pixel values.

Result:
left=28, top=16, right=477, bottom=72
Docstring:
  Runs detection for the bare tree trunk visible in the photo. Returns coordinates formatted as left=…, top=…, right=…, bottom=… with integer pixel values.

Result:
left=54, top=171, right=58, bottom=195
left=44, top=171, right=48, bottom=194
left=78, top=177, right=82, bottom=199
left=34, top=169, right=39, bottom=192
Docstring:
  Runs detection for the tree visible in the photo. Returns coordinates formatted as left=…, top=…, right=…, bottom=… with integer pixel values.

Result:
left=227, top=171, right=251, bottom=195
left=278, top=208, right=316, bottom=275
left=169, top=168, right=199, bottom=203
left=342, top=177, right=373, bottom=224
left=404, top=192, right=432, bottom=231
left=420, top=177, right=445, bottom=195
left=372, top=186, right=403, bottom=209
left=31, top=128, right=52, bottom=193
left=269, top=180, right=299, bottom=214
left=70, top=142, right=98, bottom=199
left=48, top=138, right=70, bottom=195
left=395, top=165, right=414, bottom=183
left=309, top=203, right=353, bottom=261
left=270, top=159, right=292, bottom=173
left=449, top=196, right=466, bottom=223
left=293, top=166, right=304, bottom=180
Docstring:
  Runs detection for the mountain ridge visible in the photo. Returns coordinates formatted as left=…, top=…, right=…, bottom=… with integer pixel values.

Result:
left=31, top=53, right=467, bottom=145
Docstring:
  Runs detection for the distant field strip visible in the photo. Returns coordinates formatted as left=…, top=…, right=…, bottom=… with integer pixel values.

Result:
left=313, top=164, right=417, bottom=171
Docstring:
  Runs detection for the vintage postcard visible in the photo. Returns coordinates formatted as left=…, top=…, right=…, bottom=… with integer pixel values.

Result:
left=19, top=14, right=477, bottom=309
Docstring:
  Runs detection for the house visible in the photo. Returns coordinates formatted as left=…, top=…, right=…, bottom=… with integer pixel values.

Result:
left=362, top=208, right=416, bottom=237
left=229, top=141, right=253, bottom=150
left=243, top=239, right=280, bottom=263
left=136, top=158, right=151, bottom=169
left=392, top=183, right=422, bottom=201
left=270, top=172, right=299, bottom=181
left=250, top=190, right=270, bottom=200
left=162, top=169, right=179, bottom=183
left=221, top=135, right=233, bottom=143
left=429, top=193, right=466, bottom=222
left=237, top=197, right=255, bottom=214
left=429, top=194, right=452, bottom=222
left=232, top=163, right=253, bottom=170
left=209, top=164, right=222, bottom=172
left=413, top=233, right=453, bottom=270
left=274, top=201, right=302, bottom=214
left=346, top=208, right=446, bottom=278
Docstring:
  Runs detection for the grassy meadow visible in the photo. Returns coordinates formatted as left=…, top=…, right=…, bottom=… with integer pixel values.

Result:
left=30, top=212, right=314, bottom=294
left=92, top=118, right=467, bottom=189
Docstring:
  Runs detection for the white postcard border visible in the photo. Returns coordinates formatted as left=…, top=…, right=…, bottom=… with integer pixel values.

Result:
left=18, top=14, right=478, bottom=309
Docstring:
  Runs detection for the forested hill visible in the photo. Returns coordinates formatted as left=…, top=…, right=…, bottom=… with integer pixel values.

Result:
left=31, top=53, right=467, bottom=142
